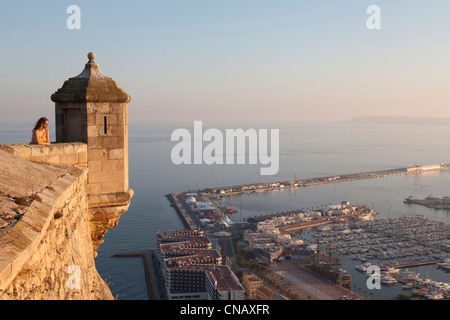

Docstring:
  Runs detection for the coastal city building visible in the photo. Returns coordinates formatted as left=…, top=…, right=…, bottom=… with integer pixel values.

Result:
left=242, top=273, right=280, bottom=300
left=242, top=273, right=263, bottom=297
left=156, top=229, right=244, bottom=300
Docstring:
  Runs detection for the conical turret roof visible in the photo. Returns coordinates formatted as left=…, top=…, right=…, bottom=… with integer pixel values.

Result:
left=51, top=52, right=130, bottom=103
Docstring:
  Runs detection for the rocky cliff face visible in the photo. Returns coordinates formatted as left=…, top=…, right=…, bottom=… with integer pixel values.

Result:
left=0, top=149, right=114, bottom=300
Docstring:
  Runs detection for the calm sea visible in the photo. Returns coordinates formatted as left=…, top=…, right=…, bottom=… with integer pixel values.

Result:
left=1, top=120, right=449, bottom=300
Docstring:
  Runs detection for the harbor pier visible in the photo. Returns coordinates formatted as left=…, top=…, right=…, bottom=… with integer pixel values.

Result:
left=114, top=250, right=164, bottom=300
left=381, top=260, right=441, bottom=270
left=166, top=192, right=198, bottom=229
left=202, top=163, right=450, bottom=198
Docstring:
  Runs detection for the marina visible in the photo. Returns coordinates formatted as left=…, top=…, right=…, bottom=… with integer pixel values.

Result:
left=312, top=215, right=450, bottom=263
left=164, top=163, right=450, bottom=300
left=310, top=216, right=450, bottom=299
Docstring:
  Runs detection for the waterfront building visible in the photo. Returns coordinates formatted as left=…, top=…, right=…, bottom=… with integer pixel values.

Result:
left=241, top=273, right=283, bottom=300
left=156, top=229, right=244, bottom=300
left=255, top=286, right=278, bottom=300
left=242, top=273, right=263, bottom=297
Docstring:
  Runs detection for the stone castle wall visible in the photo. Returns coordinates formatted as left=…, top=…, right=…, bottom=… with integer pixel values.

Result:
left=0, top=140, right=130, bottom=299
left=0, top=150, right=113, bottom=299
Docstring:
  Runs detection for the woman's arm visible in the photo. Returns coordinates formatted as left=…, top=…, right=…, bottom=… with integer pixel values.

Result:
left=30, top=130, right=38, bottom=144
left=44, top=129, right=50, bottom=145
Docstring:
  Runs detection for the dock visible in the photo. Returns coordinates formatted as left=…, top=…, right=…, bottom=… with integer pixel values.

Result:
left=404, top=196, right=450, bottom=210
left=166, top=192, right=199, bottom=230
left=381, top=260, right=441, bottom=270
left=114, top=250, right=164, bottom=300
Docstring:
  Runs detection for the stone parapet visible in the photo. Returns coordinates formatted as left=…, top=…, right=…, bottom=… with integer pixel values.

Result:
left=0, top=143, right=87, bottom=167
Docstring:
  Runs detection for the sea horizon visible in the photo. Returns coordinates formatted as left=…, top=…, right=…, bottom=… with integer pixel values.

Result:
left=1, top=119, right=449, bottom=300
left=98, top=120, right=450, bottom=300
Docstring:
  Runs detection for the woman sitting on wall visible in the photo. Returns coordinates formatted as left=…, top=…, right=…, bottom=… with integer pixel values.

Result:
left=29, top=117, right=50, bottom=145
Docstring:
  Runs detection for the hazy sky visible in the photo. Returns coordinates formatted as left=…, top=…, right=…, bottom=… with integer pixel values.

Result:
left=1, top=1, right=450, bottom=125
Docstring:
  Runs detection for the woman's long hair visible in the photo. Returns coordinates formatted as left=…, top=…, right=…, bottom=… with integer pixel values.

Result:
left=33, top=117, right=48, bottom=131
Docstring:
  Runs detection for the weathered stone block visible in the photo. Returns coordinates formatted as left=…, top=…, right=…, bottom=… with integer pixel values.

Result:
left=100, top=182, right=122, bottom=194
left=102, top=137, right=118, bottom=149
left=110, top=103, right=124, bottom=113
left=72, top=143, right=87, bottom=153
left=63, top=144, right=74, bottom=154
left=29, top=155, right=50, bottom=163
left=95, top=113, right=108, bottom=126
left=108, top=171, right=124, bottom=183
left=110, top=125, right=124, bottom=137
left=78, top=153, right=87, bottom=166
left=87, top=136, right=102, bottom=149
left=46, top=155, right=61, bottom=164
left=88, top=160, right=102, bottom=172
left=88, top=171, right=110, bottom=184
left=30, top=145, right=49, bottom=157
left=101, top=159, right=117, bottom=171
left=87, top=103, right=110, bottom=114
left=109, top=148, right=123, bottom=160
left=10, top=145, right=31, bottom=158
left=87, top=113, right=96, bottom=126
left=47, top=144, right=63, bottom=155
left=86, top=183, right=102, bottom=195
left=87, top=126, right=99, bottom=137
left=88, top=149, right=108, bottom=161
left=107, top=114, right=118, bottom=125
left=60, top=153, right=79, bottom=165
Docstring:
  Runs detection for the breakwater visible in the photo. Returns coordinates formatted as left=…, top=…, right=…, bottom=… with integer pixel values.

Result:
left=114, top=250, right=164, bottom=300
left=203, top=163, right=450, bottom=197
left=404, top=196, right=450, bottom=210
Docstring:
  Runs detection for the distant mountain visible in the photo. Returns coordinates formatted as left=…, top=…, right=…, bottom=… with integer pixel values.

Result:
left=348, top=116, right=450, bottom=125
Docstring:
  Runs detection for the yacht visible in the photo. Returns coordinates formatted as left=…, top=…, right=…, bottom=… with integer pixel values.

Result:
left=381, top=276, right=397, bottom=285
left=385, top=266, right=400, bottom=274
left=398, top=269, right=419, bottom=279
left=402, top=283, right=414, bottom=290
left=355, top=262, right=372, bottom=272
left=444, top=291, right=450, bottom=300
left=425, top=291, right=444, bottom=300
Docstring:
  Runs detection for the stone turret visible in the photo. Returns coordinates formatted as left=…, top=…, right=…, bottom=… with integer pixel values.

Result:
left=51, top=52, right=133, bottom=253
